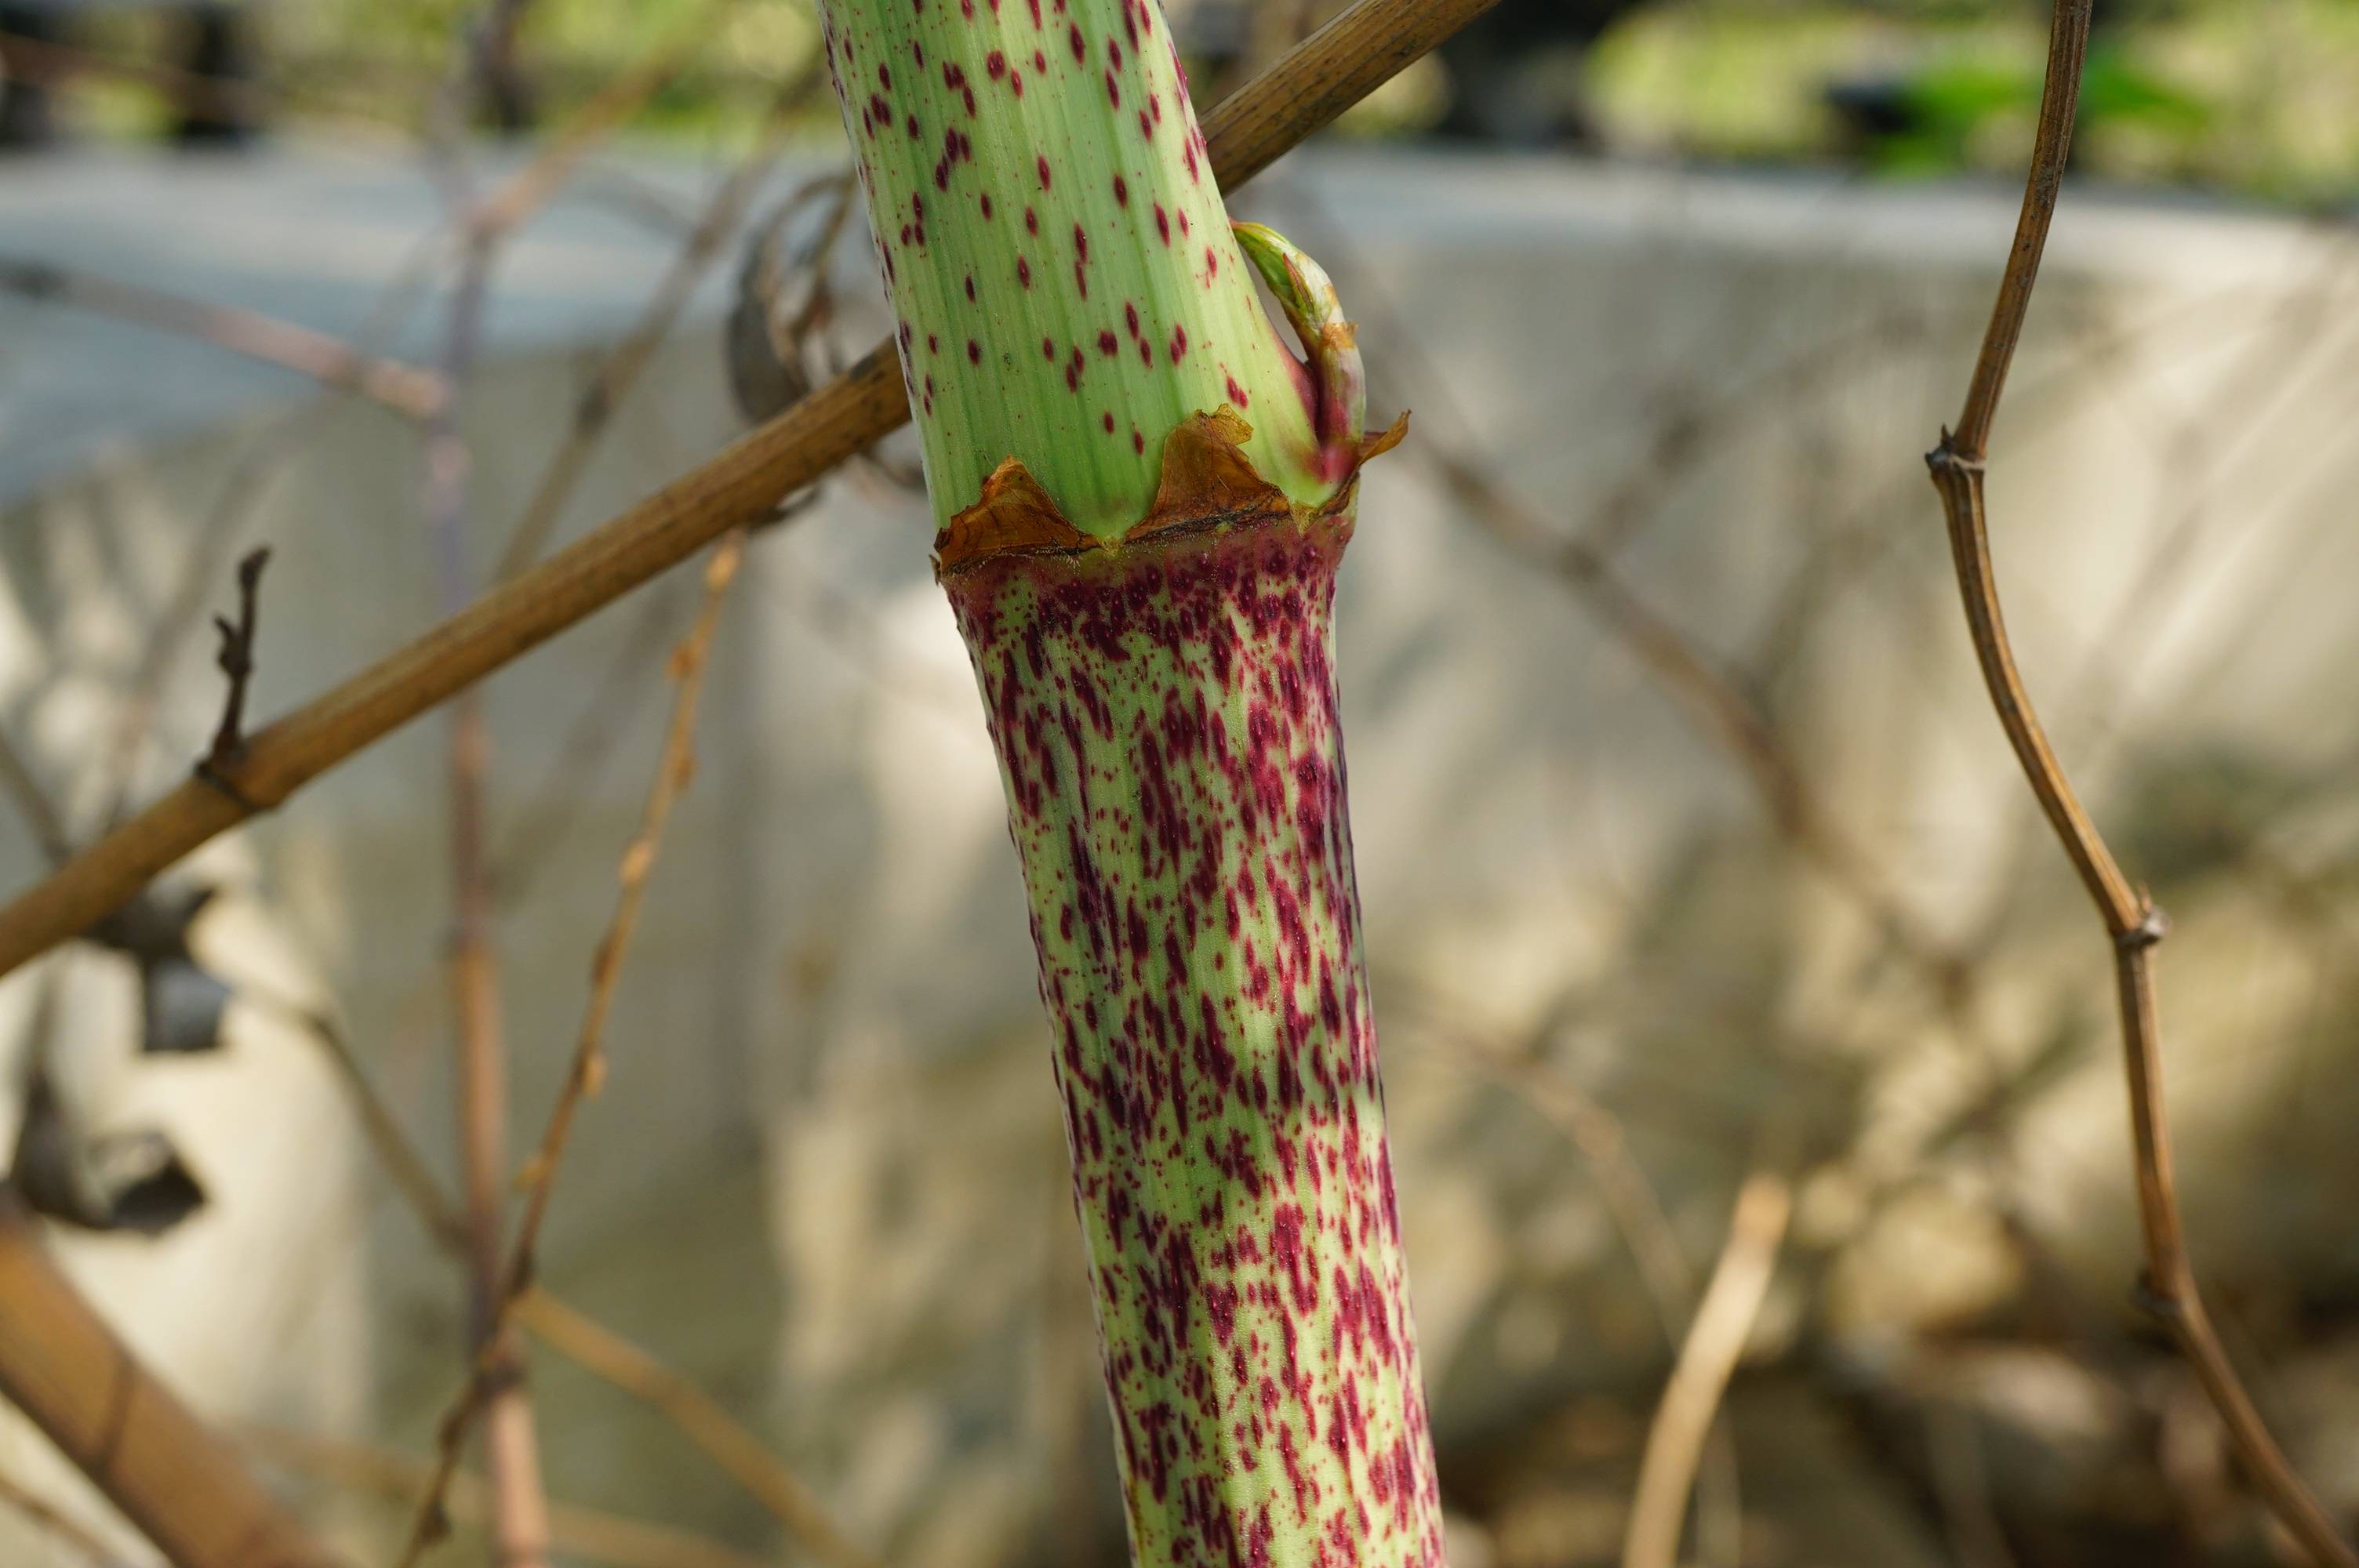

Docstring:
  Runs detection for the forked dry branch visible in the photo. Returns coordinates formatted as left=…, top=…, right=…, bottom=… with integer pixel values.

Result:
left=390, top=525, right=747, bottom=1568
left=0, top=260, right=449, bottom=420
left=1925, top=1, right=2356, bottom=1560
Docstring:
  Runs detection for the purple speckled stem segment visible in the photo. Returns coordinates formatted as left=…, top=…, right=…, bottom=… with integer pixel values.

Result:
left=815, top=0, right=1444, bottom=1557
left=943, top=506, right=1444, bottom=1566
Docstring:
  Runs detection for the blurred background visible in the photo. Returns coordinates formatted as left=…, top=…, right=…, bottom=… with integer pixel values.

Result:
left=2, top=0, right=2358, bottom=1565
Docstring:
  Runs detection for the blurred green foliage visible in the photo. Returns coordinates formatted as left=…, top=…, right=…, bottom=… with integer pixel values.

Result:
left=1588, top=0, right=2359, bottom=202
left=55, top=0, right=2359, bottom=204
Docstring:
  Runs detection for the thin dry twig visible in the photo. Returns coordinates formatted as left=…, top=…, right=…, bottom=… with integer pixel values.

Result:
left=513, top=1290, right=885, bottom=1568
left=460, top=0, right=745, bottom=245
left=487, top=587, right=689, bottom=902
left=506, top=528, right=743, bottom=1292
left=0, top=260, right=447, bottom=421
left=252, top=970, right=870, bottom=1568
left=1387, top=980, right=1743, bottom=1566
left=235, top=982, right=470, bottom=1254
left=1433, top=448, right=1976, bottom=1013
left=0, top=0, right=1507, bottom=982
left=394, top=528, right=747, bottom=1568
left=0, top=1469, right=122, bottom=1566
left=244, top=1425, right=775, bottom=1568
left=0, top=728, right=71, bottom=867
left=89, top=227, right=455, bottom=835
left=419, top=11, right=558, bottom=1559
left=1620, top=1171, right=1792, bottom=1568
left=492, top=69, right=827, bottom=581
left=1923, top=2, right=2356, bottom=1561
left=203, top=548, right=271, bottom=770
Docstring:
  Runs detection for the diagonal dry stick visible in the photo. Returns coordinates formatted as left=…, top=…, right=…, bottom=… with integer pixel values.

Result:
left=242, top=970, right=874, bottom=1568
left=0, top=260, right=449, bottom=421
left=0, top=1468, right=124, bottom=1567
left=0, top=0, right=1510, bottom=981
left=391, top=526, right=748, bottom=1568
left=416, top=3, right=577, bottom=1557
left=1923, top=2, right=2355, bottom=1562
left=513, top=1290, right=885, bottom=1568
left=1385, top=978, right=1744, bottom=1567
left=0, top=728, right=71, bottom=868
left=491, top=68, right=827, bottom=581
left=1619, top=1172, right=1791, bottom=1568
left=243, top=1425, right=775, bottom=1568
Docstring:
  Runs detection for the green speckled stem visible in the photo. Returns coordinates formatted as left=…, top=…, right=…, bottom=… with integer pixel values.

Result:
left=817, top=0, right=1329, bottom=535
left=817, top=2, right=1445, bottom=1562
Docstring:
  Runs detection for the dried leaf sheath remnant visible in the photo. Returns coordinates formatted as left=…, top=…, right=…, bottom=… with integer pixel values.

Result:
left=0, top=0, right=1506, bottom=985
left=1925, top=0, right=2355, bottom=1561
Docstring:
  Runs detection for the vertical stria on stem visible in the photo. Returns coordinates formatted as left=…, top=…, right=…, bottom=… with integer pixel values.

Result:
left=815, top=0, right=1441, bottom=1559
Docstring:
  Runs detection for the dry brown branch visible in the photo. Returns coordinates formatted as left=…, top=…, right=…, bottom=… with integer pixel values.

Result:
left=492, top=71, right=826, bottom=580
left=93, top=229, right=455, bottom=833
left=488, top=589, right=688, bottom=902
left=256, top=971, right=873, bottom=1568
left=504, top=528, right=743, bottom=1289
left=243, top=1426, right=774, bottom=1568
left=461, top=0, right=744, bottom=245
left=254, top=979, right=870, bottom=1567
left=95, top=437, right=287, bottom=832
left=202, top=549, right=271, bottom=773
left=394, top=528, right=746, bottom=1568
left=0, top=1193, right=344, bottom=1568
left=1959, top=257, right=2359, bottom=962
left=1433, top=448, right=1975, bottom=1012
left=420, top=17, right=557, bottom=1559
left=1386, top=981, right=1743, bottom=1566
left=0, top=1468, right=122, bottom=1566
left=235, top=983, right=469, bottom=1254
left=512, top=1290, right=885, bottom=1568
left=0, top=260, right=447, bottom=421
left=1620, top=1171, right=1791, bottom=1568
left=1924, top=2, right=2355, bottom=1561
left=0, top=0, right=1506, bottom=980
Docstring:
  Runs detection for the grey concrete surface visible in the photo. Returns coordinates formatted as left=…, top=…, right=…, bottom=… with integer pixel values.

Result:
left=2, top=142, right=2357, bottom=1566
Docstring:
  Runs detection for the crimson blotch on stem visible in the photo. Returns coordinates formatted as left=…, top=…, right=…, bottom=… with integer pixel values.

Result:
left=816, top=0, right=1441, bottom=1561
